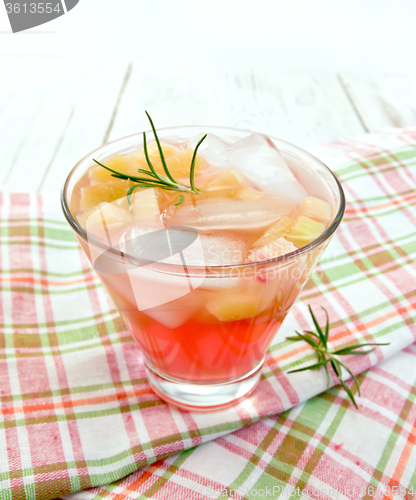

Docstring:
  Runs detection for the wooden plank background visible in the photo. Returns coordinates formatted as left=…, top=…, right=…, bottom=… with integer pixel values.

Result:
left=0, top=57, right=415, bottom=193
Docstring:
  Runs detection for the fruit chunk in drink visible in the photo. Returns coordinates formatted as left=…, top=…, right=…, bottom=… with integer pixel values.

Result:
left=70, top=132, right=334, bottom=384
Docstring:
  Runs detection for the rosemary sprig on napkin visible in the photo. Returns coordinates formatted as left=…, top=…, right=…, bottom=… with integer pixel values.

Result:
left=287, top=306, right=389, bottom=408
left=92, top=111, right=207, bottom=205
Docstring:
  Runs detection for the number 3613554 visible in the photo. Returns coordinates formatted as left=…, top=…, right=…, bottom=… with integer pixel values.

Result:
left=5, top=3, right=62, bottom=14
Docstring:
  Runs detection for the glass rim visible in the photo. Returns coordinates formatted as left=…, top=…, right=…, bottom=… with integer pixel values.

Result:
left=61, top=125, right=345, bottom=272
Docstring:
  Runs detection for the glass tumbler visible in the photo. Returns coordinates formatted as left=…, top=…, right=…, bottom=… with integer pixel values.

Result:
left=61, top=126, right=345, bottom=411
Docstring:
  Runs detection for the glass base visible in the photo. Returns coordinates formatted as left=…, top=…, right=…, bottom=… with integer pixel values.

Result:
left=146, top=361, right=264, bottom=412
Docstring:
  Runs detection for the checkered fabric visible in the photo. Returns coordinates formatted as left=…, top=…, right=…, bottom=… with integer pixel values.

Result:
left=0, top=127, right=415, bottom=500
left=63, top=344, right=416, bottom=500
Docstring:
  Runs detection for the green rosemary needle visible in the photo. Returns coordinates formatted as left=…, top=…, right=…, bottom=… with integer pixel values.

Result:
left=175, top=194, right=185, bottom=206
left=92, top=111, right=207, bottom=205
left=286, top=305, right=389, bottom=408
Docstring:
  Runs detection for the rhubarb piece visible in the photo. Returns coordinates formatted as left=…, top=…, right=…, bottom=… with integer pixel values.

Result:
left=206, top=293, right=266, bottom=321
left=248, top=236, right=297, bottom=263
left=284, top=215, right=325, bottom=248
left=79, top=180, right=133, bottom=211
left=130, top=188, right=161, bottom=222
left=299, top=196, right=332, bottom=223
left=89, top=155, right=144, bottom=184
left=252, top=216, right=294, bottom=248
left=76, top=202, right=133, bottom=232
left=136, top=144, right=208, bottom=178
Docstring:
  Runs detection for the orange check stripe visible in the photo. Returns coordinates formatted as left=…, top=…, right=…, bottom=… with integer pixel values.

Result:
left=344, top=192, right=416, bottom=215
left=384, top=418, right=416, bottom=499
left=111, top=471, right=154, bottom=500
left=0, top=276, right=97, bottom=286
left=1, top=388, right=155, bottom=415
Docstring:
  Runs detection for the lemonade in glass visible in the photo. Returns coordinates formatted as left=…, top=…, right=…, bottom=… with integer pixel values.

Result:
left=61, top=116, right=344, bottom=410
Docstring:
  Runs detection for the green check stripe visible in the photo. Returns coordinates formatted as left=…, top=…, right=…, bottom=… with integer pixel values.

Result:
left=335, top=146, right=416, bottom=180
left=364, top=376, right=416, bottom=500
left=0, top=284, right=102, bottom=295
left=0, top=268, right=92, bottom=277
left=0, top=217, right=68, bottom=226
left=1, top=136, right=416, bottom=500
left=0, top=377, right=148, bottom=402
left=0, top=309, right=118, bottom=331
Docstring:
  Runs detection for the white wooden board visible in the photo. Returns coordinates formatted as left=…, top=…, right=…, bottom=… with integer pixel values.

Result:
left=1, top=57, right=415, bottom=193
left=0, top=58, right=129, bottom=192
left=110, top=64, right=366, bottom=148
left=340, top=72, right=416, bottom=131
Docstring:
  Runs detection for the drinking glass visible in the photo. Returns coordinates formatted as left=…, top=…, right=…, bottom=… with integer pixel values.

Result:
left=61, top=126, right=345, bottom=411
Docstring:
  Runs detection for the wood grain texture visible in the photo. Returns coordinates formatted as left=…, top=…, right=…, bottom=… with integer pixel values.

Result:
left=0, top=58, right=68, bottom=190
left=247, top=69, right=366, bottom=146
left=0, top=58, right=129, bottom=192
left=339, top=72, right=416, bottom=131
left=110, top=64, right=366, bottom=147
left=1, top=57, right=415, bottom=193
left=39, top=61, right=130, bottom=192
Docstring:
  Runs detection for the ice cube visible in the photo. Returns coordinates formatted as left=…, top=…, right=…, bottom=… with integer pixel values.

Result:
left=143, top=304, right=195, bottom=330
left=81, top=202, right=134, bottom=278
left=188, top=232, right=248, bottom=267
left=118, top=226, right=247, bottom=268
left=186, top=231, right=248, bottom=290
left=118, top=226, right=247, bottom=291
left=188, top=133, right=230, bottom=169
left=224, top=133, right=308, bottom=204
left=163, top=195, right=295, bottom=233
left=142, top=290, right=210, bottom=329
left=114, top=225, right=206, bottom=310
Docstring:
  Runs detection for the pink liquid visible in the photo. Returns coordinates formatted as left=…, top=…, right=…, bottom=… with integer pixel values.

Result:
left=73, top=138, right=333, bottom=384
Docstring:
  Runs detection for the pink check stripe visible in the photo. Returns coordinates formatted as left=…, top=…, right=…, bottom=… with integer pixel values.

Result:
left=1, top=128, right=416, bottom=499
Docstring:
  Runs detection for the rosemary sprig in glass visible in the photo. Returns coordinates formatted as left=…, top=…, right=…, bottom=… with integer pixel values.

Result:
left=286, top=306, right=389, bottom=408
left=92, top=111, right=207, bottom=206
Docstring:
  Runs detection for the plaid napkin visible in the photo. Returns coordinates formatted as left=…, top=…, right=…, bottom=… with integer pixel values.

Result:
left=63, top=344, right=416, bottom=500
left=1, top=127, right=415, bottom=500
